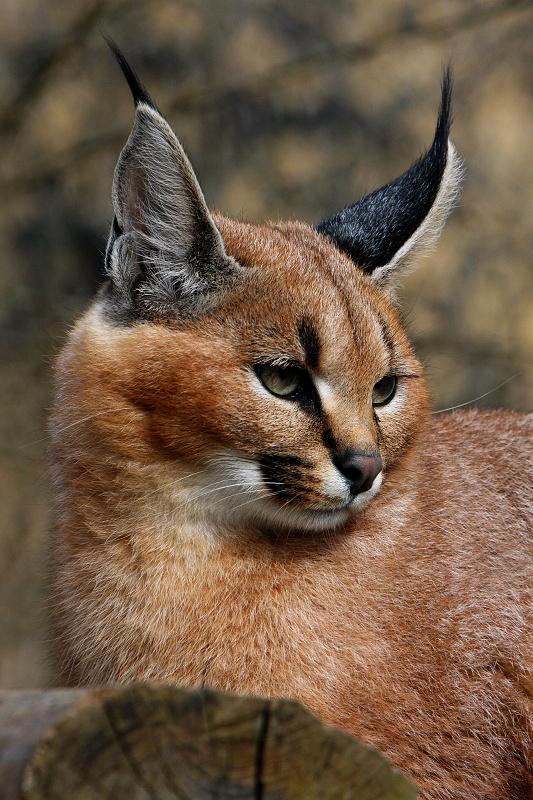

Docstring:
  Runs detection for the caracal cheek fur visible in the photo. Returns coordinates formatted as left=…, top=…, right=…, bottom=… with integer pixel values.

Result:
left=50, top=47, right=532, bottom=800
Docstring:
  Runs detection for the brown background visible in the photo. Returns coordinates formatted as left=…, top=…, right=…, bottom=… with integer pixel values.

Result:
left=1, top=0, right=532, bottom=689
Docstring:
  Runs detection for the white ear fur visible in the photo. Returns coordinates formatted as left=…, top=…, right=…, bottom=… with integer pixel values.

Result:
left=371, top=141, right=463, bottom=291
left=107, top=102, right=234, bottom=315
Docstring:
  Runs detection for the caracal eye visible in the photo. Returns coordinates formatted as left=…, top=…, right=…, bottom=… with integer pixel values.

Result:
left=372, top=375, right=398, bottom=407
left=256, top=364, right=304, bottom=399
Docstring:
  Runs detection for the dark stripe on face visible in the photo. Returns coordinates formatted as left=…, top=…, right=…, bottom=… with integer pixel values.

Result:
left=298, top=318, right=320, bottom=370
left=257, top=452, right=313, bottom=503
left=297, top=386, right=322, bottom=419
left=375, top=311, right=395, bottom=365
left=321, top=427, right=337, bottom=453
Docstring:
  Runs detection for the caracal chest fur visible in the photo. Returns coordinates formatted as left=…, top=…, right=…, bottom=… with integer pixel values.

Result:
left=50, top=46, right=532, bottom=800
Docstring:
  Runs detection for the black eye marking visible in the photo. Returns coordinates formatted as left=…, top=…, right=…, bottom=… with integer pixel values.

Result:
left=298, top=383, right=322, bottom=418
left=297, top=318, right=320, bottom=370
left=321, top=427, right=337, bottom=453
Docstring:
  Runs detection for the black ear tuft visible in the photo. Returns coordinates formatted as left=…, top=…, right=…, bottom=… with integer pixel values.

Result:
left=104, top=36, right=156, bottom=110
left=316, top=68, right=458, bottom=280
left=435, top=65, right=453, bottom=151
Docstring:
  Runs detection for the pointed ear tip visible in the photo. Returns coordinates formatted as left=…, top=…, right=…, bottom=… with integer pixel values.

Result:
left=104, top=35, right=156, bottom=111
left=428, top=69, right=454, bottom=156
left=438, top=66, right=454, bottom=133
left=442, top=64, right=454, bottom=91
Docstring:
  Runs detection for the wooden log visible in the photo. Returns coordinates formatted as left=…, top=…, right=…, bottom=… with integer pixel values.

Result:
left=0, top=684, right=417, bottom=799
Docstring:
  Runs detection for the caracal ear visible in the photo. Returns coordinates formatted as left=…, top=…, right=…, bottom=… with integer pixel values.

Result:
left=104, top=40, right=239, bottom=318
left=316, top=69, right=463, bottom=294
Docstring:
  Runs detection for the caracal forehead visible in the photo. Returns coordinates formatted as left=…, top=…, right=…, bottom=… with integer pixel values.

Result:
left=213, top=215, right=402, bottom=380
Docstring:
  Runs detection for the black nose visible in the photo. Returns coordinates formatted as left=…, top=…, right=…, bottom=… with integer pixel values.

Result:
left=333, top=450, right=383, bottom=496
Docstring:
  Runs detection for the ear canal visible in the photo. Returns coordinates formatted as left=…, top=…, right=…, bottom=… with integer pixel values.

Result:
left=104, top=40, right=238, bottom=318
left=316, top=68, right=463, bottom=291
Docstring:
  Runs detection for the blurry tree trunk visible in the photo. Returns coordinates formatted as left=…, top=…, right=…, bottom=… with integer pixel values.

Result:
left=0, top=684, right=416, bottom=799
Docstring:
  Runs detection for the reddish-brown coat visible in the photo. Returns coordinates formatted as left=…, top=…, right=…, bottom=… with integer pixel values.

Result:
left=50, top=217, right=532, bottom=799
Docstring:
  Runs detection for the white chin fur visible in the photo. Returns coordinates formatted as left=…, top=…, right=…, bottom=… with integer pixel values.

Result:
left=349, top=471, right=383, bottom=510
left=190, top=452, right=383, bottom=534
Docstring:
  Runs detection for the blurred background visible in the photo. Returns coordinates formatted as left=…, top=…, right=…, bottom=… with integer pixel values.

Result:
left=0, top=0, right=532, bottom=689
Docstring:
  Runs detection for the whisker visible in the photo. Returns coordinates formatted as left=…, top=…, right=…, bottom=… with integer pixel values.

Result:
left=229, top=494, right=267, bottom=513
left=213, top=482, right=294, bottom=516
left=192, top=481, right=252, bottom=500
left=21, top=406, right=133, bottom=448
left=140, top=469, right=207, bottom=500
left=273, top=492, right=302, bottom=517
left=432, top=374, right=518, bottom=414
left=210, top=488, right=261, bottom=510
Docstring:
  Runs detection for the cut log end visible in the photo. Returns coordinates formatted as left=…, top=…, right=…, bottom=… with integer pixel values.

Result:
left=0, top=684, right=417, bottom=799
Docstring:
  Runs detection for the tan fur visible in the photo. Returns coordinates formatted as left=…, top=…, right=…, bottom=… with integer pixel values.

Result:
left=50, top=217, right=532, bottom=799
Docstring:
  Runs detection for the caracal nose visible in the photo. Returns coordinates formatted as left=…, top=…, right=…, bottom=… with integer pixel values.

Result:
left=333, top=450, right=383, bottom=496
